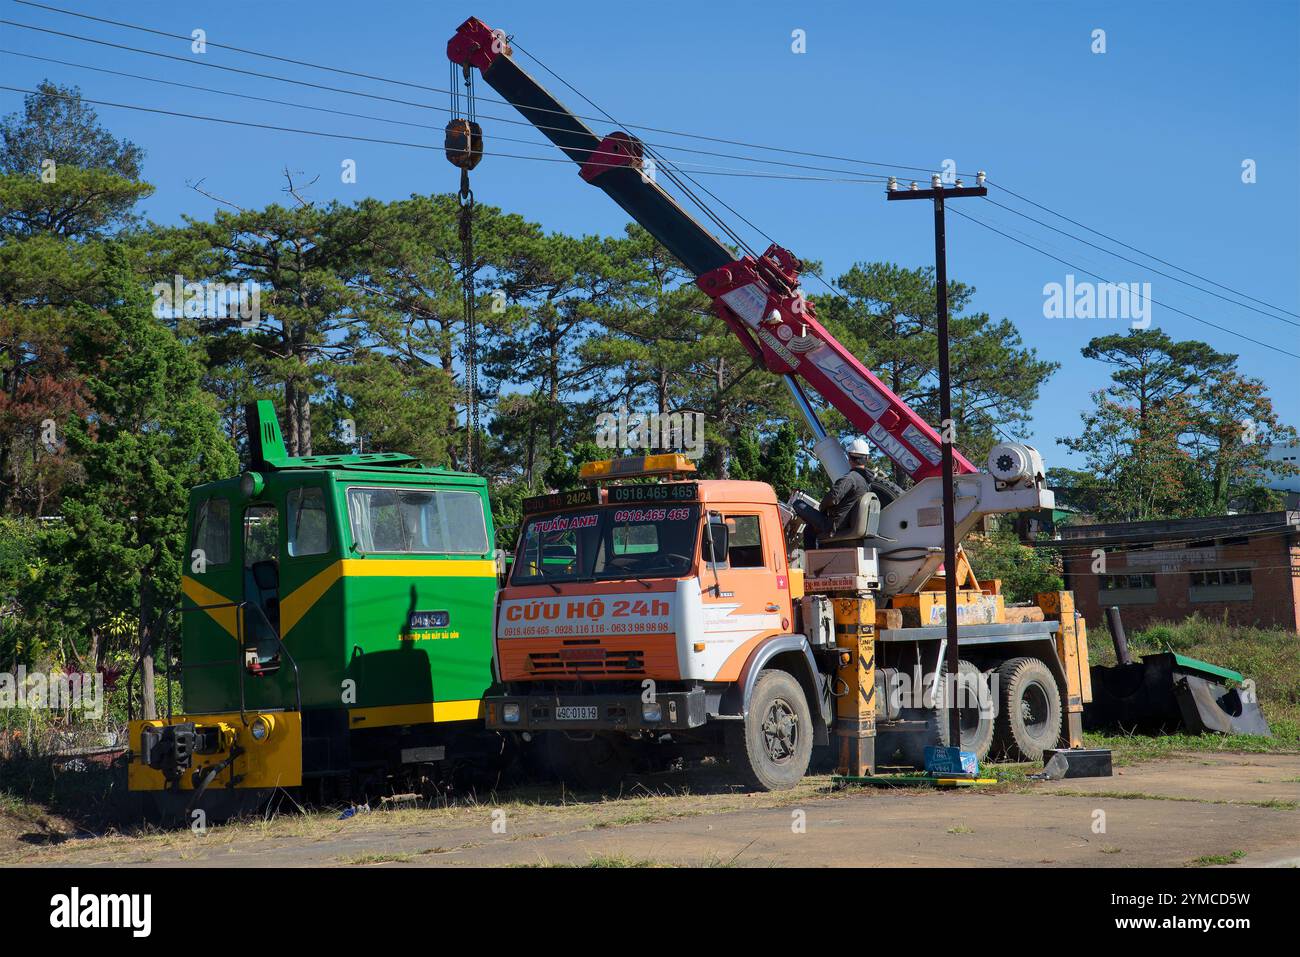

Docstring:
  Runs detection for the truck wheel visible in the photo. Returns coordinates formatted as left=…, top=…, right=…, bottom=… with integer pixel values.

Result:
left=992, top=657, right=1062, bottom=762
left=935, top=659, right=995, bottom=761
left=726, top=669, right=813, bottom=791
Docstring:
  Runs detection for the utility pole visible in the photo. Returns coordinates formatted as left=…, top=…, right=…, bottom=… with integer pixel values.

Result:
left=887, top=170, right=987, bottom=753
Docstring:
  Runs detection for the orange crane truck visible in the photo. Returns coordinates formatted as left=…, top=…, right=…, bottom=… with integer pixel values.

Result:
left=449, top=16, right=1091, bottom=788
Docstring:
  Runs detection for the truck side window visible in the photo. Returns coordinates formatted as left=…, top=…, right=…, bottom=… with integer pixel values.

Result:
left=192, top=497, right=230, bottom=566
left=287, top=487, right=330, bottom=557
left=725, top=514, right=765, bottom=568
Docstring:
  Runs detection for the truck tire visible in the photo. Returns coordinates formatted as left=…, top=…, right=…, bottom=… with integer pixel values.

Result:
left=992, top=657, right=1062, bottom=762
left=726, top=669, right=813, bottom=791
left=935, top=659, right=995, bottom=761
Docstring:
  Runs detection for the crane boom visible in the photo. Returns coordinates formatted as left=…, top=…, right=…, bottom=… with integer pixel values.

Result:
left=447, top=16, right=976, bottom=481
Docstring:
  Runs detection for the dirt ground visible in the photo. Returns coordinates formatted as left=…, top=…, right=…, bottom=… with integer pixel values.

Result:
left=3, top=751, right=1297, bottom=868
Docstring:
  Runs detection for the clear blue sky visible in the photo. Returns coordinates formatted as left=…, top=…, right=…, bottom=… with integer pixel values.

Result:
left=3, top=0, right=1297, bottom=469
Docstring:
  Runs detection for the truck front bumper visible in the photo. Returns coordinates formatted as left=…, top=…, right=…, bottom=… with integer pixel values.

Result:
left=486, top=689, right=707, bottom=732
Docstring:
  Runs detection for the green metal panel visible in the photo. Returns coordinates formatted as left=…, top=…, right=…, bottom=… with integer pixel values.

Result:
left=340, top=561, right=496, bottom=708
left=180, top=479, right=246, bottom=715
left=336, top=470, right=496, bottom=709
left=1168, top=653, right=1244, bottom=684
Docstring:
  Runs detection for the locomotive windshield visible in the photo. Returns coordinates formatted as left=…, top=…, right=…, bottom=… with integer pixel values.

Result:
left=512, top=504, right=700, bottom=585
left=347, top=486, right=489, bottom=554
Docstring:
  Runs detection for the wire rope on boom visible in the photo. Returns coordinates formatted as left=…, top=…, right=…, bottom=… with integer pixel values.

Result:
left=445, top=60, right=484, bottom=469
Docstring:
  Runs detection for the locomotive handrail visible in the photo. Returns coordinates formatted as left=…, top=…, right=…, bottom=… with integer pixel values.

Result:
left=126, top=599, right=303, bottom=724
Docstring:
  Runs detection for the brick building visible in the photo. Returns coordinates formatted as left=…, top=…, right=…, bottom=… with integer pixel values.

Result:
left=1051, top=511, right=1300, bottom=632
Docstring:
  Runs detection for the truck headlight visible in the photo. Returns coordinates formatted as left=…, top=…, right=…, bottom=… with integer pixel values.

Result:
left=250, top=715, right=273, bottom=741
left=642, top=702, right=662, bottom=722
left=502, top=703, right=521, bottom=724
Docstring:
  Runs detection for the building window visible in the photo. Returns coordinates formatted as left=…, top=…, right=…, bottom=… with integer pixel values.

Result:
left=1189, top=567, right=1253, bottom=603
left=1189, top=567, right=1252, bottom=587
left=1096, top=573, right=1157, bottom=605
left=1099, top=573, right=1156, bottom=590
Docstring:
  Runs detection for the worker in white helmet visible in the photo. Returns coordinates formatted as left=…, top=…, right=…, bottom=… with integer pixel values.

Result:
left=817, top=437, right=873, bottom=539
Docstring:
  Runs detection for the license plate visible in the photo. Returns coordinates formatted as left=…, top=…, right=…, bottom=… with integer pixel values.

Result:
left=555, top=706, right=598, bottom=721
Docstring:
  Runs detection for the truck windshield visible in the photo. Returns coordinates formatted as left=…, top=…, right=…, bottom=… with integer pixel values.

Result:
left=512, top=504, right=700, bottom=585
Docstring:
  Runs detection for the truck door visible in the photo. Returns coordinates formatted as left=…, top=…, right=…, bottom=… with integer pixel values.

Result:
left=702, top=510, right=788, bottom=681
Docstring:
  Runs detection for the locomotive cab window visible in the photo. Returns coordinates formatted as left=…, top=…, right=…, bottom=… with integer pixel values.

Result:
left=347, top=486, right=489, bottom=555
left=191, top=496, right=230, bottom=566
left=241, top=503, right=281, bottom=675
left=287, top=486, right=330, bottom=557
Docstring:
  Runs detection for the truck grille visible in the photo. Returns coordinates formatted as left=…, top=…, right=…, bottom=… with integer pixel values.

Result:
left=527, top=649, right=645, bottom=676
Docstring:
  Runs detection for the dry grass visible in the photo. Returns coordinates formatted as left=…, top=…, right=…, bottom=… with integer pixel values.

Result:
left=1, top=772, right=842, bottom=866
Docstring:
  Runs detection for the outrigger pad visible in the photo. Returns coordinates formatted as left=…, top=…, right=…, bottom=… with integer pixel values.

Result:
left=1175, top=674, right=1272, bottom=737
left=1037, top=748, right=1112, bottom=780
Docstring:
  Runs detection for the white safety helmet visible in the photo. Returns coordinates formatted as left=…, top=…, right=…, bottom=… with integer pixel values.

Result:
left=846, top=437, right=871, bottom=459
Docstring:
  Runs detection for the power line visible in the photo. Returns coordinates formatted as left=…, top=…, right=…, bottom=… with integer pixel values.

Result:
left=988, top=180, right=1300, bottom=321
left=11, top=4, right=1294, bottom=355
left=1039, top=521, right=1300, bottom=553
left=982, top=195, right=1300, bottom=328
left=0, top=48, right=453, bottom=135
left=19, top=1, right=1296, bottom=328
left=946, top=206, right=1300, bottom=361
left=8, top=2, right=963, bottom=180
left=17, top=1, right=1294, bottom=328
left=0, top=18, right=889, bottom=184
left=0, top=84, right=881, bottom=184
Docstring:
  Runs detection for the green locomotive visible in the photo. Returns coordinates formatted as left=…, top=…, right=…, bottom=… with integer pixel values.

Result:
left=128, top=402, right=502, bottom=818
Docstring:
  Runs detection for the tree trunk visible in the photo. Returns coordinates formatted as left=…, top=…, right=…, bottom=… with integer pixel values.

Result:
left=294, top=383, right=312, bottom=456
left=139, top=583, right=158, bottom=720
left=283, top=379, right=300, bottom=455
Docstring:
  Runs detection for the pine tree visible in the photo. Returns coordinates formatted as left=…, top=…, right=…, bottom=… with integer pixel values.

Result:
left=50, top=244, right=236, bottom=716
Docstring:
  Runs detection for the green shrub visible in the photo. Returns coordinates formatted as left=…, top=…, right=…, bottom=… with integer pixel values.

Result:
left=963, top=526, right=1064, bottom=604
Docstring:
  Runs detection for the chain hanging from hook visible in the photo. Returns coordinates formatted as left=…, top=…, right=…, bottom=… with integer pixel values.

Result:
left=445, top=63, right=483, bottom=469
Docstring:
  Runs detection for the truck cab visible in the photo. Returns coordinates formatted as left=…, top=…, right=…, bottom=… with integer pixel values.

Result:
left=487, top=454, right=833, bottom=789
